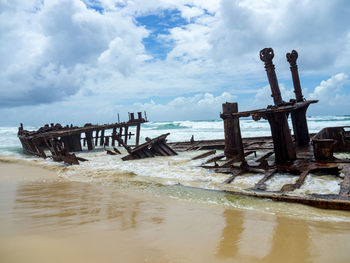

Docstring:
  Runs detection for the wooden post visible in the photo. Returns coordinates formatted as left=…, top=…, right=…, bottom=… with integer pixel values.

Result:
left=287, top=50, right=310, bottom=146
left=260, top=48, right=284, bottom=106
left=85, top=131, right=94, bottom=150
left=136, top=124, right=141, bottom=146
left=112, top=127, right=116, bottom=146
left=105, top=136, right=110, bottom=146
left=100, top=129, right=105, bottom=146
left=130, top=113, right=135, bottom=121
left=222, top=102, right=244, bottom=160
left=137, top=112, right=142, bottom=120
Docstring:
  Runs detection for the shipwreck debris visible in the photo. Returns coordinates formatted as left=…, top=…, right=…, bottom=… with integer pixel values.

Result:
left=16, top=47, right=350, bottom=211
left=121, top=133, right=177, bottom=161
left=18, top=112, right=147, bottom=164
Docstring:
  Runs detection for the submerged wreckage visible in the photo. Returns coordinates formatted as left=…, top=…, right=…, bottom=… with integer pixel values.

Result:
left=18, top=48, right=350, bottom=211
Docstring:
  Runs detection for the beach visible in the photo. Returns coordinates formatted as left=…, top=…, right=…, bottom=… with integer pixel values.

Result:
left=1, top=119, right=350, bottom=262
left=1, top=161, right=350, bottom=263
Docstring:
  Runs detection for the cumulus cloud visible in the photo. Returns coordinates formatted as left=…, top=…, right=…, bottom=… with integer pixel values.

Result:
left=309, top=73, right=348, bottom=103
left=0, top=0, right=349, bottom=124
left=0, top=0, right=148, bottom=107
left=307, top=73, right=350, bottom=116
left=133, top=92, right=237, bottom=120
left=253, top=83, right=295, bottom=108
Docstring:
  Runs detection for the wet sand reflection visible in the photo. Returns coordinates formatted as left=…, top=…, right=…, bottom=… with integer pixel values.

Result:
left=12, top=181, right=166, bottom=232
left=217, top=208, right=350, bottom=262
left=3, top=179, right=350, bottom=262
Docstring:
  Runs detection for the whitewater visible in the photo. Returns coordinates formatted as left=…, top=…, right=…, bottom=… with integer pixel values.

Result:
left=1, top=116, right=350, bottom=221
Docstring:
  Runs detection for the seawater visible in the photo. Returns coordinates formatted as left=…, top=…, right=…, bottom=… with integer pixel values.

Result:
left=1, top=116, right=350, bottom=222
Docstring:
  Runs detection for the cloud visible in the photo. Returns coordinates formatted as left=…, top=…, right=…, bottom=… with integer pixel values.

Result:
left=307, top=73, right=350, bottom=116
left=133, top=92, right=237, bottom=120
left=0, top=0, right=350, bottom=124
left=209, top=0, right=350, bottom=73
left=309, top=73, right=348, bottom=103
left=0, top=0, right=148, bottom=107
left=253, top=83, right=295, bottom=108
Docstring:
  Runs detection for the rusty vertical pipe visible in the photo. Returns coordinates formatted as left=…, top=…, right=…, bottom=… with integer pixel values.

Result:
left=286, top=50, right=304, bottom=102
left=260, top=48, right=284, bottom=106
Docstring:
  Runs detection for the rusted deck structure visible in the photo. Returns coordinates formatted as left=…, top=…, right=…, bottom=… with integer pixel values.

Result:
left=18, top=112, right=148, bottom=164
left=179, top=48, right=350, bottom=211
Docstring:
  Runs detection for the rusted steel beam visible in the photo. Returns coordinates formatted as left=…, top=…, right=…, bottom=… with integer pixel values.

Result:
left=254, top=151, right=274, bottom=163
left=223, top=169, right=242, bottom=184
left=280, top=170, right=309, bottom=192
left=291, top=105, right=311, bottom=146
left=260, top=48, right=284, bottom=106
left=340, top=166, right=350, bottom=199
left=286, top=50, right=304, bottom=102
left=252, top=169, right=277, bottom=190
left=266, top=112, right=296, bottom=163
left=95, top=130, right=99, bottom=146
left=192, top=150, right=216, bottom=160
left=221, top=102, right=244, bottom=160
left=100, top=129, right=105, bottom=146
left=135, top=124, right=141, bottom=146
left=124, top=126, right=128, bottom=145
left=85, top=131, right=94, bottom=150
left=121, top=133, right=177, bottom=161
left=221, top=188, right=350, bottom=211
left=118, top=127, right=122, bottom=146
left=111, top=127, right=116, bottom=147
left=204, top=153, right=225, bottom=164
left=113, top=147, right=121, bottom=154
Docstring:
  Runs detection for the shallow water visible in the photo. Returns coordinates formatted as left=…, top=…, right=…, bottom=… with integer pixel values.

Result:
left=1, top=162, right=350, bottom=263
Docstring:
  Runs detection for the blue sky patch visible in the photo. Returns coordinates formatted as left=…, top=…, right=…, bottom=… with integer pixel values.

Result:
left=136, top=9, right=188, bottom=60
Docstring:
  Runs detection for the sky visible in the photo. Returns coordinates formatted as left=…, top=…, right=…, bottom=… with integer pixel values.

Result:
left=0, top=0, right=349, bottom=126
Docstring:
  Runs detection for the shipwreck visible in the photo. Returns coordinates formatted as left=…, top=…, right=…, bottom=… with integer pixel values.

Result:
left=18, top=48, right=350, bottom=211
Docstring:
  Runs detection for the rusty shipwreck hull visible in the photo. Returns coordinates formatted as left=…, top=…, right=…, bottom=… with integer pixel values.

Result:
left=170, top=131, right=350, bottom=211
left=17, top=112, right=148, bottom=164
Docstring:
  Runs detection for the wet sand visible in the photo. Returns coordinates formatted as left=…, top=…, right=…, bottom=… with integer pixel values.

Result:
left=1, top=162, right=350, bottom=263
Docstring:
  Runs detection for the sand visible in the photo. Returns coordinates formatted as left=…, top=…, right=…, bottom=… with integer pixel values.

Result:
left=1, top=161, right=350, bottom=263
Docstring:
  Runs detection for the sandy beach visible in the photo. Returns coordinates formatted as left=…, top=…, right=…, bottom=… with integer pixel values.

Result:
left=0, top=161, right=350, bottom=263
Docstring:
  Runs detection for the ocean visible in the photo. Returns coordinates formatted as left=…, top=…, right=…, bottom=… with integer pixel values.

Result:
left=1, top=116, right=350, bottom=221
